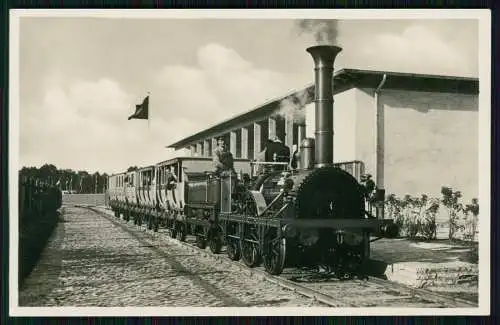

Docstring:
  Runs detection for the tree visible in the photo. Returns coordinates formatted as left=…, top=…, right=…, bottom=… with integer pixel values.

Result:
left=441, top=186, right=464, bottom=241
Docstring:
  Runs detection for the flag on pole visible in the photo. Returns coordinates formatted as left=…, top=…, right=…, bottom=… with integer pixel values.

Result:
left=128, top=95, right=149, bottom=120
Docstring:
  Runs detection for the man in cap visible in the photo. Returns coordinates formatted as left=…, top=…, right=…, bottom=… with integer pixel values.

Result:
left=272, top=135, right=291, bottom=166
left=212, top=137, right=236, bottom=176
left=360, top=174, right=376, bottom=215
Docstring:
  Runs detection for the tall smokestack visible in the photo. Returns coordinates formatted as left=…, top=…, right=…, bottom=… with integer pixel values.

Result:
left=306, top=45, right=342, bottom=168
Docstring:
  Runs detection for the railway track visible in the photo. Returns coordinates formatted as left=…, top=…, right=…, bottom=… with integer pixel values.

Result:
left=85, top=206, right=477, bottom=308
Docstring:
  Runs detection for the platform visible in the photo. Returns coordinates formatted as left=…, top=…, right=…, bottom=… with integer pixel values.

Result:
left=370, top=237, right=478, bottom=301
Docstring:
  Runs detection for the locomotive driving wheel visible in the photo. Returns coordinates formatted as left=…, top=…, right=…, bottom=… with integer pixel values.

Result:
left=240, top=192, right=262, bottom=267
left=263, top=228, right=286, bottom=275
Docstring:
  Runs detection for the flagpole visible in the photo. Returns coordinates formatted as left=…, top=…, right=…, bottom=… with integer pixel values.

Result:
left=147, top=91, right=151, bottom=130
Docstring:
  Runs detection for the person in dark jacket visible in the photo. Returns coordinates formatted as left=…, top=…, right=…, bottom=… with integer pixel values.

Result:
left=360, top=174, right=376, bottom=215
left=273, top=136, right=290, bottom=164
left=213, top=137, right=236, bottom=176
left=264, top=138, right=276, bottom=162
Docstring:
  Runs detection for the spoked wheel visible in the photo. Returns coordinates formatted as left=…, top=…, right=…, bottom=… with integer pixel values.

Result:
left=240, top=231, right=261, bottom=267
left=240, top=192, right=262, bottom=267
left=196, top=235, right=207, bottom=249
left=177, top=222, right=187, bottom=242
left=209, top=228, right=223, bottom=254
left=263, top=229, right=286, bottom=275
left=226, top=238, right=241, bottom=261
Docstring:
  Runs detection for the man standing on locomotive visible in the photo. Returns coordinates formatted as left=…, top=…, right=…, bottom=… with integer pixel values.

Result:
left=272, top=136, right=291, bottom=165
left=361, top=174, right=376, bottom=216
left=212, top=137, right=236, bottom=176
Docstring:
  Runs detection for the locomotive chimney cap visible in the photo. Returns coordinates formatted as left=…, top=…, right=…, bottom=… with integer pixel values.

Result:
left=306, top=45, right=343, bottom=61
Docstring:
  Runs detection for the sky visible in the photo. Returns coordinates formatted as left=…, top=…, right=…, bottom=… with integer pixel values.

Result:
left=17, top=16, right=479, bottom=174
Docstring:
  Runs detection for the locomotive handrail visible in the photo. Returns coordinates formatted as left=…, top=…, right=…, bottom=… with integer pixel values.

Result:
left=250, top=161, right=289, bottom=166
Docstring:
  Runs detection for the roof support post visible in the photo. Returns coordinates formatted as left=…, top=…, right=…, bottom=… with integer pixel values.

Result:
left=268, top=117, right=276, bottom=140
left=230, top=131, right=237, bottom=156
left=203, top=139, right=210, bottom=157
left=285, top=117, right=294, bottom=149
left=196, top=143, right=202, bottom=157
left=253, top=123, right=262, bottom=159
left=241, top=127, right=249, bottom=159
left=211, top=138, right=217, bottom=156
left=374, top=74, right=387, bottom=220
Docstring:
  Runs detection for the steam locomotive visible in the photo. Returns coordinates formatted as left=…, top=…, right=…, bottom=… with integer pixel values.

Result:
left=107, top=45, right=398, bottom=277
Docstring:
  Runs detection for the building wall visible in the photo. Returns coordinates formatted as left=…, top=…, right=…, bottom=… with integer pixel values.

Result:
left=354, top=88, right=478, bottom=201
left=305, top=88, right=357, bottom=163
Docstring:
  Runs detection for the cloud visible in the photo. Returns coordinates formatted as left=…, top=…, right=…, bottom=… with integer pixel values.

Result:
left=345, top=24, right=475, bottom=77
left=20, top=43, right=300, bottom=173
left=153, top=43, right=301, bottom=125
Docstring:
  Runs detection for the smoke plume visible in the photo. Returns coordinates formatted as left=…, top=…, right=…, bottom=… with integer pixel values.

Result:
left=275, top=88, right=313, bottom=125
left=296, top=19, right=339, bottom=45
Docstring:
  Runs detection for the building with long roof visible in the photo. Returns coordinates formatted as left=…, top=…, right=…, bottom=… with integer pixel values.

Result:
left=167, top=68, right=479, bottom=200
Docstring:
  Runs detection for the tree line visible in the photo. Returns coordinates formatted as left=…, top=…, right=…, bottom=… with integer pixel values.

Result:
left=19, top=164, right=109, bottom=194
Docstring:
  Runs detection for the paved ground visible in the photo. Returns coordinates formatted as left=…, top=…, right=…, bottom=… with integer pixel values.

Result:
left=18, top=205, right=479, bottom=307
left=18, top=206, right=325, bottom=307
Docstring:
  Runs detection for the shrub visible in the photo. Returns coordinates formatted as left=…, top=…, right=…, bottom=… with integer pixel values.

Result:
left=441, top=186, right=464, bottom=241
left=419, top=198, right=440, bottom=240
left=463, top=198, right=479, bottom=242
left=384, top=187, right=477, bottom=242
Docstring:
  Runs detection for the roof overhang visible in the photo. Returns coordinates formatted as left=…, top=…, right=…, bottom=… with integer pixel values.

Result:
left=166, top=69, right=479, bottom=150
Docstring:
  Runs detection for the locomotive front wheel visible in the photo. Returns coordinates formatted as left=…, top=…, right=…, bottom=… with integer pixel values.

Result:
left=226, top=238, right=241, bottom=261
left=263, top=231, right=286, bottom=275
